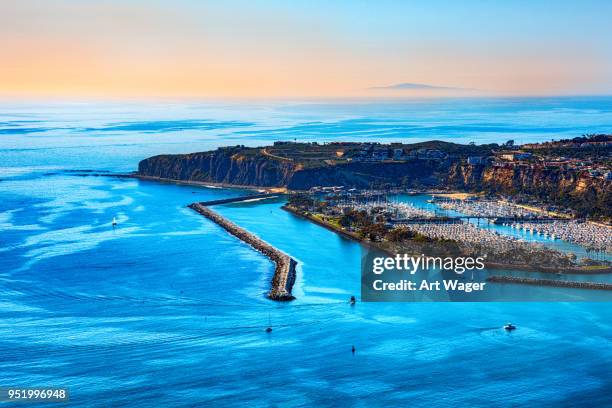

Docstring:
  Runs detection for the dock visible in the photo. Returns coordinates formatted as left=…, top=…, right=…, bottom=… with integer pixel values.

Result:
left=189, top=202, right=296, bottom=301
left=388, top=215, right=569, bottom=225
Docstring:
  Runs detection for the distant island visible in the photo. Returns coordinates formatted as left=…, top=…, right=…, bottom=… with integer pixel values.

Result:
left=137, top=134, right=611, bottom=221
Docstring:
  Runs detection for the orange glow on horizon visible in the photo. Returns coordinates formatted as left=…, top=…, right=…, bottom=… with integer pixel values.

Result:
left=1, top=1, right=611, bottom=99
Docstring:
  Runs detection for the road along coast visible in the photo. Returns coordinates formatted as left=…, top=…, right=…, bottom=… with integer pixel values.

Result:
left=189, top=203, right=296, bottom=301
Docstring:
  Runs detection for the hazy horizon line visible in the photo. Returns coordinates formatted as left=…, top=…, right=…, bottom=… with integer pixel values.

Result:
left=2, top=93, right=612, bottom=105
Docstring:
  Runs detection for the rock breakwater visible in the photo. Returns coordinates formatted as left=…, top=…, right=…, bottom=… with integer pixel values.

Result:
left=189, top=203, right=296, bottom=301
left=487, top=275, right=612, bottom=290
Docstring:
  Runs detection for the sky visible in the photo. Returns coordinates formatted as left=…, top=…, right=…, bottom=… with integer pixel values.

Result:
left=1, top=0, right=612, bottom=99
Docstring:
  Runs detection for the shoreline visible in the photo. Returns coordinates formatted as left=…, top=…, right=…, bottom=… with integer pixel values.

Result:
left=122, top=173, right=287, bottom=193
left=189, top=203, right=296, bottom=301
left=124, top=175, right=611, bottom=279
left=282, top=204, right=391, bottom=254
left=283, top=205, right=612, bottom=275
left=431, top=192, right=480, bottom=200
left=127, top=173, right=610, bottom=226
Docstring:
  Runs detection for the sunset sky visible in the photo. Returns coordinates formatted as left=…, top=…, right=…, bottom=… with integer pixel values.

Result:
left=2, top=0, right=612, bottom=99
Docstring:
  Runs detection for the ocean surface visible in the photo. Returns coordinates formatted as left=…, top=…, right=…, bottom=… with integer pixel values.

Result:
left=1, top=98, right=611, bottom=407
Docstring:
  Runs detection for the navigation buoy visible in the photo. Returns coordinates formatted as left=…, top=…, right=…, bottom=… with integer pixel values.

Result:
left=504, top=323, right=516, bottom=331
left=265, top=313, right=272, bottom=333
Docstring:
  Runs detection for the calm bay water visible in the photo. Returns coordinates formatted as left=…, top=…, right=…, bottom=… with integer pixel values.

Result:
left=1, top=98, right=611, bottom=407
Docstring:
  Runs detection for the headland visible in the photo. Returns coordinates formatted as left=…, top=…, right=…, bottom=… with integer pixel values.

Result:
left=138, top=135, right=611, bottom=290
left=137, top=135, right=611, bottom=221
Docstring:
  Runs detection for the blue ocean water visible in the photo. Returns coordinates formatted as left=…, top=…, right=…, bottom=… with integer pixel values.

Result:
left=1, top=98, right=611, bottom=407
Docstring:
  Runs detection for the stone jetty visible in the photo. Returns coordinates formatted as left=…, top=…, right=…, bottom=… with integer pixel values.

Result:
left=197, top=193, right=279, bottom=206
left=487, top=275, right=612, bottom=291
left=189, top=203, right=296, bottom=301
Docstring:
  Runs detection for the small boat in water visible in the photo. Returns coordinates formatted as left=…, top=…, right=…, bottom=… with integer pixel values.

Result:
left=112, top=217, right=117, bottom=227
left=504, top=323, right=516, bottom=331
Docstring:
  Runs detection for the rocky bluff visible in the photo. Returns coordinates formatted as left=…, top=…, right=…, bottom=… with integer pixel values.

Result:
left=137, top=141, right=610, bottom=219
left=448, top=162, right=611, bottom=218
left=138, top=146, right=295, bottom=187
left=137, top=145, right=449, bottom=190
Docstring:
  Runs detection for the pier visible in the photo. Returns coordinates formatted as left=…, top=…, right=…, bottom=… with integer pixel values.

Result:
left=189, top=203, right=296, bottom=301
left=491, top=216, right=568, bottom=225
left=388, top=215, right=566, bottom=225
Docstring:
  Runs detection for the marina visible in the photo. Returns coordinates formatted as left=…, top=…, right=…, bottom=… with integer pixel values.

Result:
left=509, top=220, right=612, bottom=253
left=333, top=195, right=611, bottom=258
left=395, top=221, right=549, bottom=256
left=434, top=197, right=611, bottom=254
left=436, top=198, right=544, bottom=218
left=286, top=193, right=611, bottom=273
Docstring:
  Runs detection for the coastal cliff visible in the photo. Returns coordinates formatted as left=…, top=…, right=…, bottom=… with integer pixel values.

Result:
left=448, top=163, right=611, bottom=217
left=286, top=161, right=446, bottom=189
left=138, top=147, right=296, bottom=187
left=137, top=141, right=611, bottom=219
left=138, top=146, right=447, bottom=189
